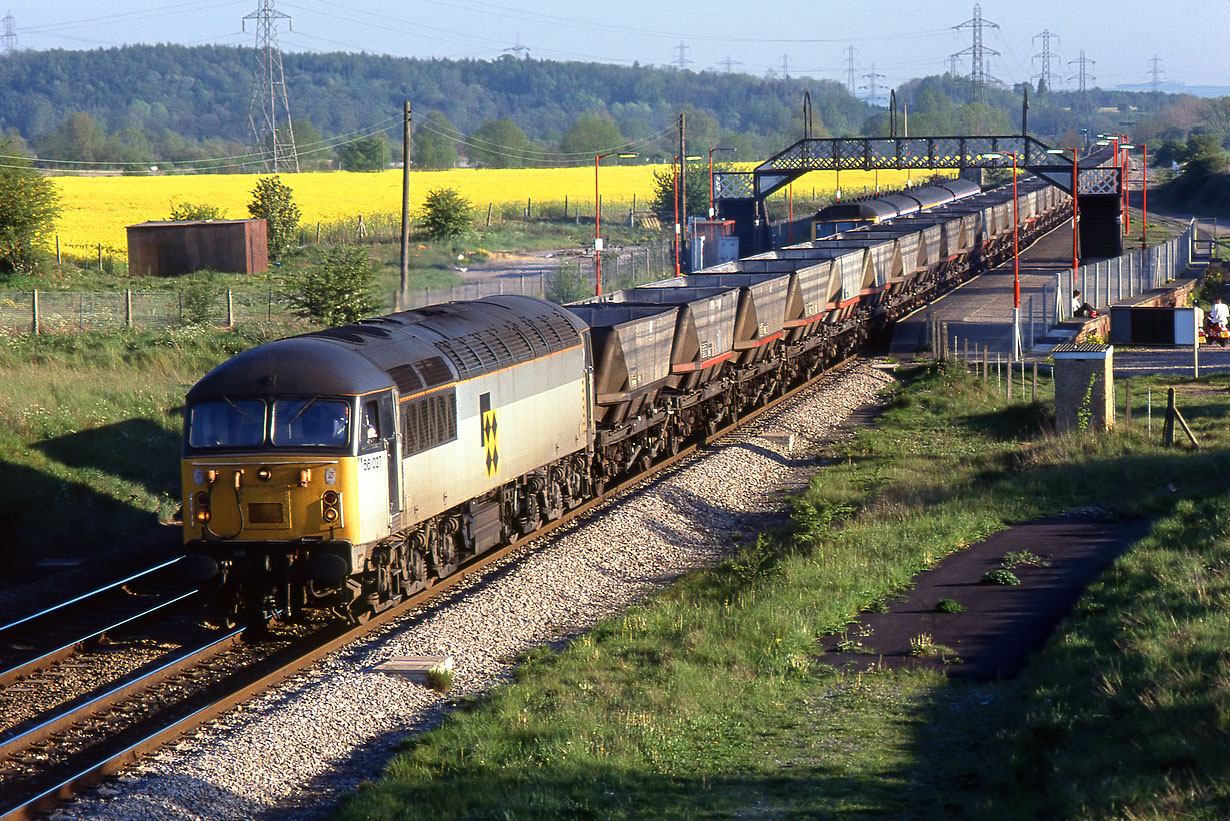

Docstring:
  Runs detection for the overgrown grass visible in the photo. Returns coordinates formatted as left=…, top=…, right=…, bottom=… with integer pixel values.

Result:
left=333, top=361, right=1230, bottom=820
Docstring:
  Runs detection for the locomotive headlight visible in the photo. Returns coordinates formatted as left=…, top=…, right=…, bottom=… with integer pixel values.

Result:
left=299, top=469, right=312, bottom=486
left=321, top=489, right=341, bottom=527
left=257, top=467, right=272, bottom=482
left=195, top=509, right=211, bottom=524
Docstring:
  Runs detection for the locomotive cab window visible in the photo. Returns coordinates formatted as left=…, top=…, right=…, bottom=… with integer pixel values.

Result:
left=271, top=398, right=351, bottom=448
left=188, top=399, right=266, bottom=448
left=362, top=401, right=380, bottom=443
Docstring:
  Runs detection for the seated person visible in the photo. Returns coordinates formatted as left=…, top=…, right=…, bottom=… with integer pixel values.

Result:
left=1071, top=290, right=1095, bottom=318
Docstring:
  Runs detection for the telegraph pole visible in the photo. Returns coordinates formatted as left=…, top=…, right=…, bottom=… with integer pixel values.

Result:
left=244, top=0, right=299, bottom=173
left=678, top=113, right=687, bottom=272
left=2, top=11, right=16, bottom=56
left=400, top=101, right=411, bottom=306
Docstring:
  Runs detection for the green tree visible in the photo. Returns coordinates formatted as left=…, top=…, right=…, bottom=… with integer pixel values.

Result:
left=169, top=201, right=227, bottom=221
left=248, top=175, right=301, bottom=261
left=0, top=141, right=61, bottom=276
left=466, top=119, right=536, bottom=168
left=413, top=110, right=460, bottom=170
left=287, top=245, right=382, bottom=326
left=649, top=162, right=712, bottom=223
left=559, top=113, right=624, bottom=157
left=337, top=134, right=388, bottom=172
left=289, top=119, right=331, bottom=171
left=419, top=187, right=474, bottom=239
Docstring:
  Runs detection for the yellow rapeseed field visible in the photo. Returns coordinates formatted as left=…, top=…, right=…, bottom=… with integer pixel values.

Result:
left=52, top=166, right=935, bottom=254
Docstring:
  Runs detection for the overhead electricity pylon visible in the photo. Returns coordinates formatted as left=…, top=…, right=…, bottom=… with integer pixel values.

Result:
left=244, top=0, right=299, bottom=173
left=1068, top=50, right=1095, bottom=93
left=1032, top=29, right=1061, bottom=91
left=952, top=4, right=1000, bottom=104
left=2, top=11, right=16, bottom=56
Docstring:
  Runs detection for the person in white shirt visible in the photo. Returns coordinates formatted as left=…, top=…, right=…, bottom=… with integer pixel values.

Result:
left=1209, top=297, right=1229, bottom=327
left=1071, top=290, right=1094, bottom=318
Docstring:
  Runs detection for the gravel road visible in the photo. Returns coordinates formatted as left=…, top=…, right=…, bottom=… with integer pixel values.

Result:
left=56, top=359, right=897, bottom=821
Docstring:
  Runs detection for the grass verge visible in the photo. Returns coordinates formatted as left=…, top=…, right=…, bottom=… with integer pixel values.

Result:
left=333, top=360, right=1230, bottom=820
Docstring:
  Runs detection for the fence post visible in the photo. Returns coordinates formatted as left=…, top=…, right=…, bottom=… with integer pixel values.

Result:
left=267, top=289, right=273, bottom=322
left=1125, top=380, right=1132, bottom=431
left=227, top=289, right=233, bottom=327
left=31, top=289, right=38, bottom=334
left=125, top=289, right=132, bottom=327
left=1028, top=294, right=1035, bottom=350
left=1032, top=361, right=1037, bottom=402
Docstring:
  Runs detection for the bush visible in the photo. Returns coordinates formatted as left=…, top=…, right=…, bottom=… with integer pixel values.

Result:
left=286, top=245, right=382, bottom=326
left=0, top=141, right=61, bottom=277
left=248, top=175, right=301, bottom=261
left=169, top=201, right=227, bottom=221
left=419, top=187, right=474, bottom=240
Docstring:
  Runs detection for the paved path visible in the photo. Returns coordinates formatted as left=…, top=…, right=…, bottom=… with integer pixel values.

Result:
left=891, top=222, right=1076, bottom=358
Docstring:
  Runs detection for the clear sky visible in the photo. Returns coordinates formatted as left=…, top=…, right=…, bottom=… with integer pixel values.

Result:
left=2, top=0, right=1221, bottom=93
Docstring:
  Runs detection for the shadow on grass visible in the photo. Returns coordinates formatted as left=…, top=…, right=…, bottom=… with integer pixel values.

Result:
left=0, top=457, right=164, bottom=583
left=32, top=417, right=181, bottom=498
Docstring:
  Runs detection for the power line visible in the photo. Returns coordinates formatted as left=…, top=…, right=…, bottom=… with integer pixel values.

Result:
left=2, top=10, right=16, bottom=55
left=780, top=53, right=790, bottom=81
left=1068, top=50, right=1095, bottom=94
left=1148, top=55, right=1165, bottom=92
left=244, top=0, right=299, bottom=173
left=845, top=46, right=858, bottom=95
left=1032, top=29, right=1061, bottom=91
left=721, top=54, right=742, bottom=73
left=952, top=3, right=1000, bottom=104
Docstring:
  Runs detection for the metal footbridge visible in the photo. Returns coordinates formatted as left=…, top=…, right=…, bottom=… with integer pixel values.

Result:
left=713, top=135, right=1123, bottom=257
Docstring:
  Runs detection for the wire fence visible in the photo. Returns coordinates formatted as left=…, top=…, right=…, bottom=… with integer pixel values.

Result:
left=0, top=241, right=680, bottom=333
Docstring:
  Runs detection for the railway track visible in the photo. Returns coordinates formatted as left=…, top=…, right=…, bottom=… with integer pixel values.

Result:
left=0, top=355, right=860, bottom=821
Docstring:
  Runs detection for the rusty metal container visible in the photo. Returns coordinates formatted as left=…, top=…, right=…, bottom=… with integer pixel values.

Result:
left=127, top=219, right=269, bottom=276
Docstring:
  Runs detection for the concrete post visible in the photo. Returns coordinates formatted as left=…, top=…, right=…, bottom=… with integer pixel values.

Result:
left=1054, top=343, right=1115, bottom=433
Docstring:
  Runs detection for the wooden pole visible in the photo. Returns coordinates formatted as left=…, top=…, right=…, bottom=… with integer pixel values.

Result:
left=1164, top=387, right=1176, bottom=447
left=400, top=101, right=412, bottom=306
left=1124, top=380, right=1132, bottom=430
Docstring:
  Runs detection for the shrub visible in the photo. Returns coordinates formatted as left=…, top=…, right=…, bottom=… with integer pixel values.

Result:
left=982, top=568, right=1021, bottom=585
left=419, top=187, right=474, bottom=240
left=169, top=201, right=227, bottom=221
left=935, top=598, right=967, bottom=613
left=0, top=141, right=61, bottom=276
left=286, top=245, right=382, bottom=326
left=248, top=175, right=301, bottom=260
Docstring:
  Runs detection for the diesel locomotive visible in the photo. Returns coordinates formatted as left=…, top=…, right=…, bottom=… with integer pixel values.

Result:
left=182, top=174, right=1071, bottom=626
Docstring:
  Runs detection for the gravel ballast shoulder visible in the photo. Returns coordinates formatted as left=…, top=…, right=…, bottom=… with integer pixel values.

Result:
left=56, top=360, right=897, bottom=821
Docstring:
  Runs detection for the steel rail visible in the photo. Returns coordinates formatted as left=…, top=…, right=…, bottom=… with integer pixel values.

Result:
left=0, top=631, right=243, bottom=762
left=0, top=556, right=186, bottom=635
left=0, top=591, right=199, bottom=688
